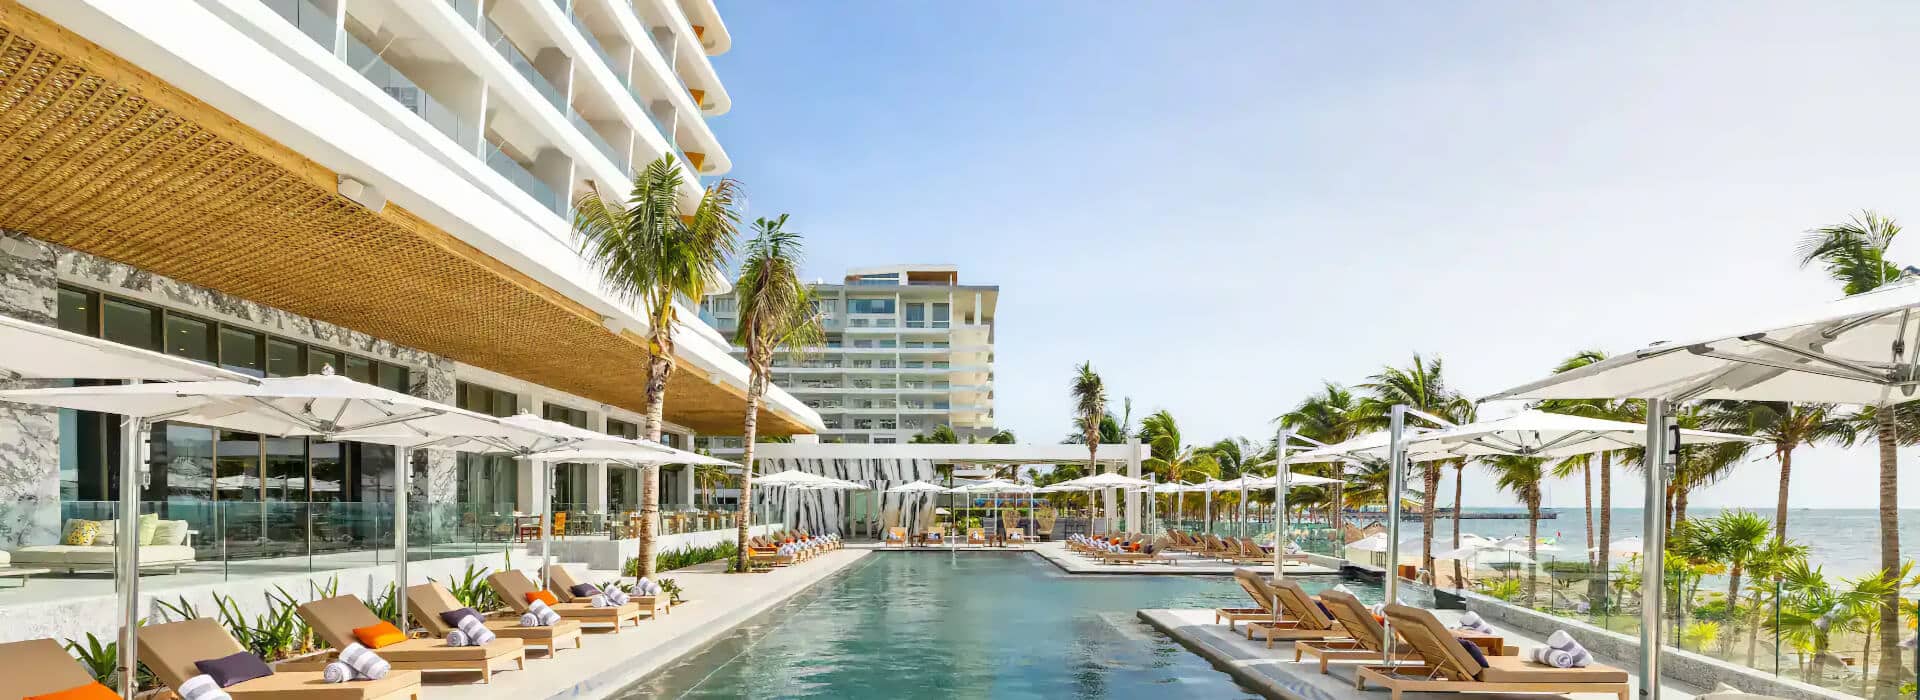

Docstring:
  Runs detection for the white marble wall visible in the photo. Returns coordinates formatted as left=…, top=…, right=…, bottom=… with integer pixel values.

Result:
left=0, top=232, right=61, bottom=547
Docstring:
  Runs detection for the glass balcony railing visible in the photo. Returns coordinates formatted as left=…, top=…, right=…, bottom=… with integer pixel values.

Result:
left=485, top=142, right=565, bottom=216
left=443, top=0, right=478, bottom=26
left=483, top=18, right=567, bottom=112
left=569, top=109, right=628, bottom=172
left=569, top=11, right=631, bottom=92
left=261, top=0, right=335, bottom=50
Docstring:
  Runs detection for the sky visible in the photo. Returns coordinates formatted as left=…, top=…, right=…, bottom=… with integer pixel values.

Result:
left=704, top=1, right=1920, bottom=509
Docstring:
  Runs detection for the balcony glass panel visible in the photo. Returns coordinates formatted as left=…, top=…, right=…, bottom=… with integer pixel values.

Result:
left=338, top=30, right=468, bottom=147
left=570, top=109, right=628, bottom=172
left=260, top=0, right=336, bottom=50
left=484, top=18, right=567, bottom=112
left=569, top=11, right=630, bottom=91
left=484, top=142, right=565, bottom=216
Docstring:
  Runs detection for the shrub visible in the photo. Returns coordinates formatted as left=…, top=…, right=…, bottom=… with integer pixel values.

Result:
left=626, top=541, right=739, bottom=576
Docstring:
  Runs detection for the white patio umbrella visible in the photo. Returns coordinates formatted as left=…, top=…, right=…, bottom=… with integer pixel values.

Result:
left=1054, top=472, right=1152, bottom=536
left=1478, top=280, right=1920, bottom=700
left=887, top=480, right=950, bottom=538
left=0, top=316, right=257, bottom=698
left=0, top=370, right=540, bottom=643
left=1412, top=409, right=1758, bottom=458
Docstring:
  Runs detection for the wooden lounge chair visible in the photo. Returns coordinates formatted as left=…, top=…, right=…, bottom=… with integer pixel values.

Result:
left=296, top=595, right=524, bottom=683
left=489, top=570, right=641, bottom=631
left=921, top=529, right=946, bottom=546
left=1245, top=575, right=1345, bottom=647
left=1096, top=542, right=1174, bottom=565
left=547, top=564, right=664, bottom=618
left=406, top=582, right=582, bottom=655
left=1295, top=589, right=1420, bottom=673
left=1356, top=604, right=1630, bottom=700
left=1215, top=568, right=1282, bottom=628
left=139, top=617, right=422, bottom=700
left=0, top=638, right=116, bottom=699
left=966, top=528, right=987, bottom=546
left=884, top=526, right=909, bottom=547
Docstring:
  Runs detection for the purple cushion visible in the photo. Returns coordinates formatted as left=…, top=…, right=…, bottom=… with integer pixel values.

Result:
left=1459, top=639, right=1490, bottom=668
left=195, top=651, right=273, bottom=688
left=439, top=606, right=482, bottom=629
left=569, top=583, right=602, bottom=598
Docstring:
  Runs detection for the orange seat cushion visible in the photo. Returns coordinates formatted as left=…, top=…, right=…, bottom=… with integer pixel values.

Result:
left=28, top=682, right=120, bottom=700
left=352, top=621, right=407, bottom=649
left=525, top=591, right=558, bottom=606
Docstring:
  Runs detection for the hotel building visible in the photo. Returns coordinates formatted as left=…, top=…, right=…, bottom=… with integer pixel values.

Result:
left=698, top=265, right=997, bottom=455
left=0, top=0, right=819, bottom=633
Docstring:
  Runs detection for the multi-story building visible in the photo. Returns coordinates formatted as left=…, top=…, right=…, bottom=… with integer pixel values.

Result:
left=699, top=265, right=997, bottom=453
left=0, top=0, right=820, bottom=586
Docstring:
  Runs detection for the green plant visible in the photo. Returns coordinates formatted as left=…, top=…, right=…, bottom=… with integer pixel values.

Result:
left=368, top=583, right=401, bottom=625
left=631, top=541, right=739, bottom=575
left=438, top=563, right=498, bottom=611
left=64, top=630, right=156, bottom=690
left=210, top=588, right=311, bottom=661
left=1682, top=621, right=1721, bottom=651
left=151, top=595, right=201, bottom=623
left=1478, top=578, right=1523, bottom=602
left=657, top=578, right=685, bottom=604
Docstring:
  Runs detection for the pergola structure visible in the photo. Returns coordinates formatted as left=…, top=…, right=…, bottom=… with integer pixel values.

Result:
left=751, top=439, right=1148, bottom=536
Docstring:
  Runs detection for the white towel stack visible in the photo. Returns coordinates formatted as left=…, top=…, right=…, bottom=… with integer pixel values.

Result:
left=179, top=674, right=234, bottom=699
left=526, top=599, right=562, bottom=626
left=1527, top=630, right=1593, bottom=668
left=456, top=613, right=496, bottom=645
left=337, top=643, right=390, bottom=680
left=1456, top=611, right=1497, bottom=635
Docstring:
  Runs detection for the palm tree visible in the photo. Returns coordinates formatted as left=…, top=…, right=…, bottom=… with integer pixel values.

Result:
left=1698, top=511, right=1772, bottom=645
left=1138, top=411, right=1221, bottom=529
left=910, top=425, right=960, bottom=444
left=1742, top=537, right=1810, bottom=666
left=1485, top=454, right=1546, bottom=606
left=1797, top=209, right=1905, bottom=698
left=726, top=215, right=821, bottom=573
left=1070, top=362, right=1107, bottom=527
left=1278, top=382, right=1363, bottom=538
left=1543, top=350, right=1650, bottom=607
left=573, top=155, right=741, bottom=578
left=1700, top=402, right=1849, bottom=543
left=1358, top=354, right=1458, bottom=576
left=1438, top=396, right=1476, bottom=589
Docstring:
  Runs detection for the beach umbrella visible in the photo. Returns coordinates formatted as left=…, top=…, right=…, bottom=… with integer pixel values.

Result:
left=1346, top=532, right=1424, bottom=553
left=1599, top=536, right=1646, bottom=556
left=1478, top=282, right=1920, bottom=700
left=0, top=370, right=541, bottom=639
left=888, top=480, right=949, bottom=535
left=1411, top=409, right=1758, bottom=458
left=1053, top=472, right=1153, bottom=535
left=1289, top=429, right=1457, bottom=464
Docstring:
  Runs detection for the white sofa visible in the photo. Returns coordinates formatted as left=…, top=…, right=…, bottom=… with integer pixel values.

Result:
left=9, top=544, right=196, bottom=573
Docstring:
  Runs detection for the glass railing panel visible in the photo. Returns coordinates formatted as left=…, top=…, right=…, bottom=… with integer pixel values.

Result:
left=568, top=11, right=630, bottom=91
left=483, top=18, right=567, bottom=112
left=259, top=0, right=336, bottom=51
left=443, top=0, right=478, bottom=27
left=569, top=109, right=629, bottom=172
left=338, top=30, right=468, bottom=147
left=484, top=142, right=565, bottom=216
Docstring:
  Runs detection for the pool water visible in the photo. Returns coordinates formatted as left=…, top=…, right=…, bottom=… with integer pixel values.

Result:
left=620, top=551, right=1380, bottom=699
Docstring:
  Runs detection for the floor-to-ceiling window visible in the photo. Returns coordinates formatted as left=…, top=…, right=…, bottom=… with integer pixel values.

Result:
left=455, top=382, right=519, bottom=528
left=543, top=403, right=590, bottom=514
left=53, top=284, right=411, bottom=563
left=607, top=418, right=640, bottom=511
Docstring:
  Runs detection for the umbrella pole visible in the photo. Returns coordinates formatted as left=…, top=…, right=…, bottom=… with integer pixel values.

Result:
left=116, top=416, right=148, bottom=700
left=394, top=442, right=413, bottom=631
left=539, top=457, right=552, bottom=592
left=1639, top=398, right=1674, bottom=700
left=1383, top=404, right=1407, bottom=665
left=1276, top=427, right=1292, bottom=581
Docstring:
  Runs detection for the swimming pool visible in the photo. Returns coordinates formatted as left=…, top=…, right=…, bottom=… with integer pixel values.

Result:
left=620, top=551, right=1380, bottom=699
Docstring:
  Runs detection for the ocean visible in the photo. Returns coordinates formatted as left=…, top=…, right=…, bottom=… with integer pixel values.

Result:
left=1359, top=507, right=1920, bottom=579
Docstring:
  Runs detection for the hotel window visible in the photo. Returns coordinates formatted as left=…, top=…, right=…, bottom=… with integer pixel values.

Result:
left=544, top=403, right=591, bottom=511
left=932, top=303, right=950, bottom=328
left=905, top=304, right=925, bottom=328
left=165, top=313, right=214, bottom=364
left=219, top=326, right=265, bottom=378
left=456, top=382, right=519, bottom=513
left=266, top=338, right=303, bottom=378
left=847, top=298, right=894, bottom=314
left=608, top=418, right=640, bottom=439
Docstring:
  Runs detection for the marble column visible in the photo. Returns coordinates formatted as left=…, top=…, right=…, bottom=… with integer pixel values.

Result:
left=0, top=231, right=62, bottom=548
left=413, top=357, right=457, bottom=540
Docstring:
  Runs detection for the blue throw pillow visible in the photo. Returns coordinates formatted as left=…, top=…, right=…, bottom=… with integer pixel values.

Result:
left=195, top=651, right=273, bottom=688
left=1315, top=601, right=1335, bottom=620
left=1458, top=639, right=1490, bottom=668
left=440, top=606, right=482, bottom=630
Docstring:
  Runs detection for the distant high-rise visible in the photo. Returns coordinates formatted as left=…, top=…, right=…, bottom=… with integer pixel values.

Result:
left=700, top=265, right=997, bottom=452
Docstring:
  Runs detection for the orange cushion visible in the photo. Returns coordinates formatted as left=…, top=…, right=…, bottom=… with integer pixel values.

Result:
left=28, top=681, right=120, bottom=700
left=525, top=591, right=558, bottom=606
left=352, top=621, right=407, bottom=649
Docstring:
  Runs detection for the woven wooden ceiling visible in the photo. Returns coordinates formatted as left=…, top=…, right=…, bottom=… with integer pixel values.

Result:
left=0, top=2, right=804, bottom=436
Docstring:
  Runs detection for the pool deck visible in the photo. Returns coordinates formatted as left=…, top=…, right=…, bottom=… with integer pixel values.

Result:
left=1140, top=607, right=1705, bottom=700
left=1032, top=542, right=1341, bottom=576
left=425, top=547, right=871, bottom=700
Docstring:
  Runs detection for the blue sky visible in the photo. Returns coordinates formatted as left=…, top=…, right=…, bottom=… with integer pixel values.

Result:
left=706, top=2, right=1920, bottom=508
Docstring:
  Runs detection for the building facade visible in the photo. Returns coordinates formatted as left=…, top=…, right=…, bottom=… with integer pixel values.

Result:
left=699, top=265, right=997, bottom=454
left=0, top=0, right=820, bottom=562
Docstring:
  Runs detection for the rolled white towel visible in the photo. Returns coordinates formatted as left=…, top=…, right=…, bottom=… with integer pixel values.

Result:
left=606, top=589, right=630, bottom=606
left=179, top=674, right=233, bottom=700
left=337, top=643, right=389, bottom=680
left=455, top=614, right=496, bottom=645
left=526, top=599, right=562, bottom=626
left=445, top=630, right=470, bottom=647
left=636, top=578, right=662, bottom=596
left=589, top=594, right=612, bottom=608
left=321, top=663, right=354, bottom=684
left=1456, top=611, right=1496, bottom=635
left=1527, top=630, right=1592, bottom=668
left=519, top=612, right=541, bottom=627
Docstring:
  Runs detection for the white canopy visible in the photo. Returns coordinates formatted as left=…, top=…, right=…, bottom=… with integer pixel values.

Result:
left=1411, top=409, right=1758, bottom=458
left=1485, top=279, right=1920, bottom=405
left=950, top=479, right=1024, bottom=493
left=1289, top=429, right=1456, bottom=464
left=753, top=469, right=836, bottom=486
left=1346, top=532, right=1426, bottom=553
left=537, top=444, right=737, bottom=467
left=887, top=480, right=950, bottom=494
left=435, top=412, right=678, bottom=457
left=0, top=313, right=255, bottom=382
left=1597, top=536, right=1646, bottom=555
left=1055, top=472, right=1154, bottom=489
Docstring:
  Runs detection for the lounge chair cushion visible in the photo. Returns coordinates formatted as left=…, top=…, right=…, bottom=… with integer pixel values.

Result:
left=26, top=681, right=118, bottom=700
left=196, top=652, right=273, bottom=688
left=525, top=591, right=557, bottom=606
left=1476, top=655, right=1629, bottom=684
left=350, top=623, right=405, bottom=650
left=439, top=607, right=482, bottom=630
left=569, top=583, right=600, bottom=598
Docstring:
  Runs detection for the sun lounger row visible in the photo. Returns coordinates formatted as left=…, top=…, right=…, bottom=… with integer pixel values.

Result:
left=881, top=527, right=1031, bottom=548
left=745, top=532, right=839, bottom=571
left=1164, top=530, right=1310, bottom=565
left=1, top=565, right=687, bottom=700
left=1211, top=567, right=1631, bottom=700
